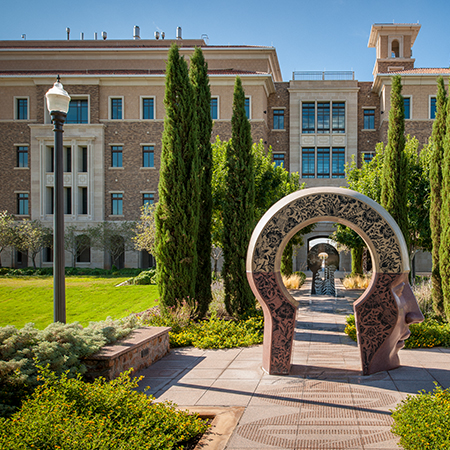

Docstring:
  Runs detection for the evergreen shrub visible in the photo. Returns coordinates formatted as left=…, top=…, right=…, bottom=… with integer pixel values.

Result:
left=391, top=384, right=450, bottom=449
left=0, top=367, right=208, bottom=450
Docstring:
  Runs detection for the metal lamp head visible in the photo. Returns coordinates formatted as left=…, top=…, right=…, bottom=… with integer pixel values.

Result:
left=45, top=77, right=71, bottom=114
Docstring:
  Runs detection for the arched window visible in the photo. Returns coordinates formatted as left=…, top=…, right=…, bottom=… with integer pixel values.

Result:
left=391, top=40, right=399, bottom=58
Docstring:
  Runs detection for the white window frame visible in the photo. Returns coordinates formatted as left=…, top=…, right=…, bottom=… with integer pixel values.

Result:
left=109, top=96, right=124, bottom=120
left=14, top=96, right=29, bottom=121
left=140, top=96, right=156, bottom=120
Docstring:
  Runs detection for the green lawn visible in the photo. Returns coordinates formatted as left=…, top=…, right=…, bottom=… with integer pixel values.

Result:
left=0, top=276, right=159, bottom=329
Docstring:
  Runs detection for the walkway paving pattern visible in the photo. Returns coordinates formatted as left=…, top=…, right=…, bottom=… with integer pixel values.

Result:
left=136, top=280, right=450, bottom=449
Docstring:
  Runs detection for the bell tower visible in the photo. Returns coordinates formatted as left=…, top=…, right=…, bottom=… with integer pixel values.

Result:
left=368, top=23, right=421, bottom=76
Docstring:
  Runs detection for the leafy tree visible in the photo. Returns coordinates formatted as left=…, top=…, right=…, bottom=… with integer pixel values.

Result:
left=89, top=221, right=135, bottom=269
left=331, top=226, right=365, bottom=275
left=430, top=76, right=447, bottom=316
left=64, top=225, right=92, bottom=268
left=380, top=75, right=410, bottom=250
left=155, top=43, right=200, bottom=310
left=14, top=219, right=52, bottom=269
left=440, top=87, right=450, bottom=319
left=190, top=47, right=213, bottom=317
left=0, top=211, right=15, bottom=267
left=133, top=204, right=157, bottom=255
left=222, top=76, right=255, bottom=317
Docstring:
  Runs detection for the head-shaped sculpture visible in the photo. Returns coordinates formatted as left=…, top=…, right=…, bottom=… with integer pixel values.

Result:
left=246, top=187, right=423, bottom=376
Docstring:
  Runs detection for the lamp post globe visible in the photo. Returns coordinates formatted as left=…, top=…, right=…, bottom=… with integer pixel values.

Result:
left=45, top=76, right=70, bottom=324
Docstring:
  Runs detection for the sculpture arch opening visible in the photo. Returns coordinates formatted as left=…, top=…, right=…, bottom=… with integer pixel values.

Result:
left=246, top=187, right=423, bottom=375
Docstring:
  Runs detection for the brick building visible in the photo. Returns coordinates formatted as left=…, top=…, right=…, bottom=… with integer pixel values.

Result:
left=0, top=23, right=448, bottom=271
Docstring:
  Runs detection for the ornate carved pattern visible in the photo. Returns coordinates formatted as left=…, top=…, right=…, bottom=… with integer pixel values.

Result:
left=355, top=273, right=399, bottom=375
left=253, top=272, right=296, bottom=374
left=252, top=193, right=402, bottom=274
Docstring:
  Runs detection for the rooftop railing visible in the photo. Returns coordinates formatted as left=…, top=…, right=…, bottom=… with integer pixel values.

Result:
left=292, top=71, right=355, bottom=81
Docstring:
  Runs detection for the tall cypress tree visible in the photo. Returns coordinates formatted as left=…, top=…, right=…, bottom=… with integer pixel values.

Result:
left=223, top=77, right=255, bottom=317
left=440, top=84, right=450, bottom=319
left=430, top=77, right=447, bottom=317
left=155, top=43, right=200, bottom=310
left=189, top=47, right=213, bottom=317
left=380, top=75, right=409, bottom=250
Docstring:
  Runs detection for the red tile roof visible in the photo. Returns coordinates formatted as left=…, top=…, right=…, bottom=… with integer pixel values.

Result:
left=379, top=68, right=450, bottom=75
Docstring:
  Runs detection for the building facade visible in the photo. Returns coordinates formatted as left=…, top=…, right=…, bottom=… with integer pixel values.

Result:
left=0, top=23, right=448, bottom=271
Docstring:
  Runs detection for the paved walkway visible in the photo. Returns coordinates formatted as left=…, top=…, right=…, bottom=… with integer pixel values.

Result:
left=136, top=279, right=450, bottom=449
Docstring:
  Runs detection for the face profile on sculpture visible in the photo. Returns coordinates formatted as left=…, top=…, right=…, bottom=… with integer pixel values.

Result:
left=369, top=273, right=424, bottom=372
left=247, top=187, right=424, bottom=376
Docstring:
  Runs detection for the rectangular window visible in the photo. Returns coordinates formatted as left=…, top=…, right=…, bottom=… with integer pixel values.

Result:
left=317, top=148, right=330, bottom=178
left=363, top=109, right=375, bottom=129
left=302, top=148, right=315, bottom=178
left=64, top=147, right=71, bottom=173
left=66, top=99, right=88, bottom=124
left=111, top=146, right=123, bottom=168
left=244, top=97, right=250, bottom=119
left=142, top=146, right=154, bottom=168
left=79, top=147, right=88, bottom=173
left=18, top=193, right=29, bottom=215
left=46, top=147, right=54, bottom=173
left=110, top=98, right=123, bottom=120
left=430, top=97, right=437, bottom=119
left=143, top=193, right=154, bottom=206
left=46, top=187, right=54, bottom=214
left=16, top=98, right=28, bottom=120
left=332, top=148, right=345, bottom=178
left=43, top=245, right=53, bottom=263
left=364, top=152, right=375, bottom=163
left=17, top=146, right=28, bottom=168
left=273, top=109, right=285, bottom=130
left=273, top=153, right=285, bottom=168
left=210, top=98, right=218, bottom=120
left=332, top=102, right=345, bottom=133
left=403, top=97, right=411, bottom=119
left=317, top=102, right=330, bottom=133
left=111, top=193, right=123, bottom=215
left=142, top=98, right=154, bottom=120
left=64, top=187, right=72, bottom=214
left=79, top=187, right=88, bottom=214
left=302, top=102, right=315, bottom=134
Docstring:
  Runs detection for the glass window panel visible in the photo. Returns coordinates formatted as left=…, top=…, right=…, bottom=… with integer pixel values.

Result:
left=302, top=103, right=315, bottom=134
left=363, top=109, right=375, bottom=129
left=332, top=148, right=345, bottom=178
left=317, top=147, right=330, bottom=178
left=317, top=102, right=330, bottom=133
left=111, top=98, right=122, bottom=120
left=244, top=98, right=250, bottom=119
left=143, top=146, right=154, bottom=168
left=210, top=98, right=218, bottom=120
left=273, top=110, right=284, bottom=130
left=143, top=193, right=154, bottom=206
left=430, top=97, right=437, bottom=119
left=16, top=99, right=28, bottom=120
left=18, top=193, right=29, bottom=215
left=142, top=98, right=154, bottom=120
left=17, top=146, right=28, bottom=167
left=403, top=97, right=410, bottom=119
left=332, top=102, right=345, bottom=133
left=111, top=193, right=123, bottom=215
left=273, top=153, right=285, bottom=168
left=66, top=99, right=88, bottom=124
left=111, top=146, right=122, bottom=167
left=302, top=148, right=315, bottom=178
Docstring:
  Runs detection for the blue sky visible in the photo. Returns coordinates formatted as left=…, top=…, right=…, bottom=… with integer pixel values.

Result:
left=1, top=0, right=449, bottom=81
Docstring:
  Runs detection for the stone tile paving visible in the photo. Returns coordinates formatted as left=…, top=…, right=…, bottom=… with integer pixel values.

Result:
left=135, top=278, right=450, bottom=449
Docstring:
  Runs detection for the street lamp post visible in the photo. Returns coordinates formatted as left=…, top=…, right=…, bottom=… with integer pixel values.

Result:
left=45, top=76, right=71, bottom=323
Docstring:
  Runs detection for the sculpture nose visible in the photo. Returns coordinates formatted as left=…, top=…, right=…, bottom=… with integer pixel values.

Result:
left=405, top=308, right=424, bottom=324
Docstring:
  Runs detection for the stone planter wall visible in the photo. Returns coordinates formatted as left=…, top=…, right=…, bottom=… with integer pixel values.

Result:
left=84, top=326, right=171, bottom=381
